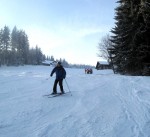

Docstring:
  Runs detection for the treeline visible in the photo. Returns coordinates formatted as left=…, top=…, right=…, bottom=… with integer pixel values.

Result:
left=0, top=26, right=93, bottom=68
left=0, top=26, right=70, bottom=67
left=109, top=0, right=150, bottom=75
left=0, top=26, right=45, bottom=66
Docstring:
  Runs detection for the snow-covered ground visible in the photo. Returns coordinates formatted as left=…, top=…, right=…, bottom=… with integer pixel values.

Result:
left=0, top=65, right=150, bottom=137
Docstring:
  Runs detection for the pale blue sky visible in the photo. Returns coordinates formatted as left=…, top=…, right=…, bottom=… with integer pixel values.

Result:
left=0, top=0, right=117, bottom=65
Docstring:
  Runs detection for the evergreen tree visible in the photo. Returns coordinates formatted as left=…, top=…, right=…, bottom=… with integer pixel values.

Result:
left=2, top=26, right=10, bottom=51
left=35, top=45, right=43, bottom=65
left=0, top=26, right=10, bottom=65
left=28, top=48, right=37, bottom=65
left=110, top=0, right=150, bottom=75
left=135, top=0, right=150, bottom=75
left=50, top=56, right=55, bottom=61
left=10, top=26, right=19, bottom=65
left=17, top=30, right=29, bottom=64
left=11, top=26, right=18, bottom=51
left=62, top=59, right=69, bottom=67
left=0, top=29, right=3, bottom=66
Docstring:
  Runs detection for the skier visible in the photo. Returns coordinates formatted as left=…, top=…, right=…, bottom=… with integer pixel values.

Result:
left=50, top=61, right=66, bottom=95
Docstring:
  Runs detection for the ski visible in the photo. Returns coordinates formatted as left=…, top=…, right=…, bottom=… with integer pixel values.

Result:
left=43, top=94, right=51, bottom=96
left=48, top=92, right=71, bottom=98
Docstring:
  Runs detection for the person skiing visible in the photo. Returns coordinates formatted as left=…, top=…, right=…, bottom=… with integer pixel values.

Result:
left=50, top=61, right=66, bottom=95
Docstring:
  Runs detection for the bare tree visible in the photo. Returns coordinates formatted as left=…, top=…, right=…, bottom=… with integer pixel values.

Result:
left=97, top=34, right=112, bottom=60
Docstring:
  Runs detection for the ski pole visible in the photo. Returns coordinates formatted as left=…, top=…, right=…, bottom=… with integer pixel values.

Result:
left=64, top=79, right=72, bottom=95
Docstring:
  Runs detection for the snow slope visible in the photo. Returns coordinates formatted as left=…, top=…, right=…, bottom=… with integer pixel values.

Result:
left=0, top=65, right=150, bottom=137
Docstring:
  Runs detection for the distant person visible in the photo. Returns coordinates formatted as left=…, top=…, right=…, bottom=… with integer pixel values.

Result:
left=50, top=62, right=66, bottom=94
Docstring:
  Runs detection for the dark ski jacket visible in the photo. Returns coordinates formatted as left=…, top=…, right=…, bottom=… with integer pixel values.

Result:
left=50, top=65, right=66, bottom=80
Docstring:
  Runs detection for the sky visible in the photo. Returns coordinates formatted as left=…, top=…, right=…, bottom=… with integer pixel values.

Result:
left=0, top=0, right=117, bottom=66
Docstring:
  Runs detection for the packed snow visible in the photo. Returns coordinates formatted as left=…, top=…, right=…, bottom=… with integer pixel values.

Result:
left=0, top=65, right=150, bottom=137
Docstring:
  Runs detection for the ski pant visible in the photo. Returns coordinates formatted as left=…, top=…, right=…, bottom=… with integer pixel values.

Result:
left=53, top=79, right=64, bottom=93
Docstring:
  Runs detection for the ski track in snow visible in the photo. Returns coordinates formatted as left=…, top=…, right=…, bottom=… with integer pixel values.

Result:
left=113, top=76, right=150, bottom=137
left=0, top=66, right=150, bottom=137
